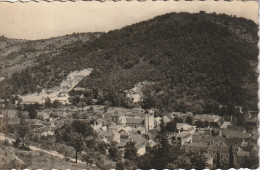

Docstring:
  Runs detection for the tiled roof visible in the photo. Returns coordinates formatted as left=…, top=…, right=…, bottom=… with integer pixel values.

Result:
left=126, top=117, right=144, bottom=124
left=176, top=123, right=194, bottom=131
left=195, top=114, right=221, bottom=122
left=226, top=125, right=246, bottom=131
left=177, top=131, right=191, bottom=138
left=183, top=141, right=208, bottom=148
left=222, top=130, right=250, bottom=139
left=163, top=116, right=171, bottom=122
left=246, top=117, right=258, bottom=123
left=135, top=143, right=145, bottom=149
left=220, top=121, right=232, bottom=129
left=237, top=149, right=250, bottom=157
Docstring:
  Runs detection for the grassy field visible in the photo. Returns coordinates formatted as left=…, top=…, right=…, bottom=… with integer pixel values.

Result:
left=0, top=140, right=94, bottom=169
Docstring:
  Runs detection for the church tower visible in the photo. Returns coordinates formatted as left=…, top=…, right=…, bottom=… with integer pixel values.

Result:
left=148, top=109, right=154, bottom=130
left=145, top=113, right=149, bottom=133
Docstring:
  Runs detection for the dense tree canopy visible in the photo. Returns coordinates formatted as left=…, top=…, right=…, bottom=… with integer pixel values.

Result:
left=3, top=12, right=258, bottom=113
left=55, top=120, right=96, bottom=163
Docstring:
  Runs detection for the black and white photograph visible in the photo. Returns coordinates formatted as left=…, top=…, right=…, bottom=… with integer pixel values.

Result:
left=0, top=0, right=259, bottom=169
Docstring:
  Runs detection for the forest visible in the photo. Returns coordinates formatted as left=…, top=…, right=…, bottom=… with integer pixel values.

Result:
left=2, top=11, right=258, bottom=113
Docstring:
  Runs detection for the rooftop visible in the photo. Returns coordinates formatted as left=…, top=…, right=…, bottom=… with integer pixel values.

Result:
left=183, top=141, right=208, bottom=148
left=126, top=117, right=144, bottom=124
left=222, top=129, right=251, bottom=139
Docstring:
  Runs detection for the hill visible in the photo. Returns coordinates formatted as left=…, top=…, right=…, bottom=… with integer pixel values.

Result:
left=1, top=11, right=258, bottom=113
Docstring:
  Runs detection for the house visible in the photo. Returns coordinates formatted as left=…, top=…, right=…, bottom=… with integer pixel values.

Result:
left=162, top=115, right=171, bottom=123
left=182, top=141, right=208, bottom=153
left=92, top=119, right=103, bottom=131
left=0, top=99, right=6, bottom=109
left=245, top=117, right=258, bottom=130
left=133, top=126, right=145, bottom=134
left=204, top=136, right=226, bottom=146
left=107, top=110, right=124, bottom=122
left=154, top=117, right=161, bottom=127
left=37, top=111, right=50, bottom=121
left=7, top=117, right=20, bottom=126
left=96, top=136, right=109, bottom=144
left=125, top=117, right=144, bottom=128
left=25, top=119, right=44, bottom=131
left=222, top=115, right=237, bottom=125
left=205, top=153, right=214, bottom=168
left=220, top=121, right=232, bottom=129
left=245, top=111, right=258, bottom=119
left=121, top=126, right=133, bottom=133
left=145, top=139, right=157, bottom=152
left=98, top=131, right=114, bottom=143
left=112, top=132, right=120, bottom=143
left=176, top=123, right=195, bottom=132
left=33, top=126, right=54, bottom=137
left=236, top=148, right=250, bottom=167
left=220, top=126, right=251, bottom=140
left=118, top=115, right=127, bottom=126
left=2, top=110, right=17, bottom=118
left=0, top=114, right=8, bottom=132
left=226, top=125, right=246, bottom=133
left=207, top=145, right=238, bottom=166
left=174, top=131, right=193, bottom=145
left=192, top=131, right=202, bottom=142
left=225, top=138, right=244, bottom=147
left=221, top=129, right=250, bottom=139
left=118, top=129, right=129, bottom=139
left=136, top=143, right=146, bottom=156
left=194, top=114, right=221, bottom=123
left=109, top=124, right=121, bottom=132
left=198, top=128, right=211, bottom=136
left=20, top=101, right=38, bottom=105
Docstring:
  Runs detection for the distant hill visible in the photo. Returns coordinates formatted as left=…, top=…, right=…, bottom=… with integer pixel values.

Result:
left=1, top=12, right=258, bottom=112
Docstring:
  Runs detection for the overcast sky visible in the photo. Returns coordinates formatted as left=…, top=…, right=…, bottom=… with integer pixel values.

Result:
left=0, top=1, right=258, bottom=40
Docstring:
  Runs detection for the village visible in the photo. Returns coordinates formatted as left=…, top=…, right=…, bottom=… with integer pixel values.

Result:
left=0, top=97, right=258, bottom=169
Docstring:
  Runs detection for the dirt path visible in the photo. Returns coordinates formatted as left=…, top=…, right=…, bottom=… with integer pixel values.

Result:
left=0, top=133, right=86, bottom=164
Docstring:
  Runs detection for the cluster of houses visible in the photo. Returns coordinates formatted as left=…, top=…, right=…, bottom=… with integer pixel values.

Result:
left=0, top=103, right=258, bottom=168
left=87, top=107, right=258, bottom=168
left=90, top=107, right=156, bottom=156
left=0, top=109, right=63, bottom=137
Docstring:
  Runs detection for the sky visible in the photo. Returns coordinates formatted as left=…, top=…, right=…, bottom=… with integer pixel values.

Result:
left=0, top=0, right=258, bottom=40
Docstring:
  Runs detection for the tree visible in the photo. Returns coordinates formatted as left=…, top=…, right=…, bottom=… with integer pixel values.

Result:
left=116, top=161, right=126, bottom=170
left=174, top=117, right=183, bottom=123
left=189, top=152, right=208, bottom=170
left=28, top=104, right=37, bottom=119
left=165, top=120, right=177, bottom=132
left=242, top=153, right=259, bottom=168
left=44, top=97, right=52, bottom=108
left=13, top=118, right=31, bottom=150
left=191, top=104, right=203, bottom=114
left=108, top=142, right=121, bottom=162
left=52, top=100, right=60, bottom=108
left=186, top=116, right=193, bottom=125
left=216, top=151, right=220, bottom=169
left=69, top=133, right=86, bottom=163
left=78, top=101, right=86, bottom=110
left=168, top=155, right=191, bottom=169
left=236, top=114, right=245, bottom=127
left=220, top=159, right=229, bottom=169
left=228, top=146, right=234, bottom=168
left=124, top=141, right=137, bottom=161
left=152, top=119, right=183, bottom=169
left=55, top=120, right=95, bottom=163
